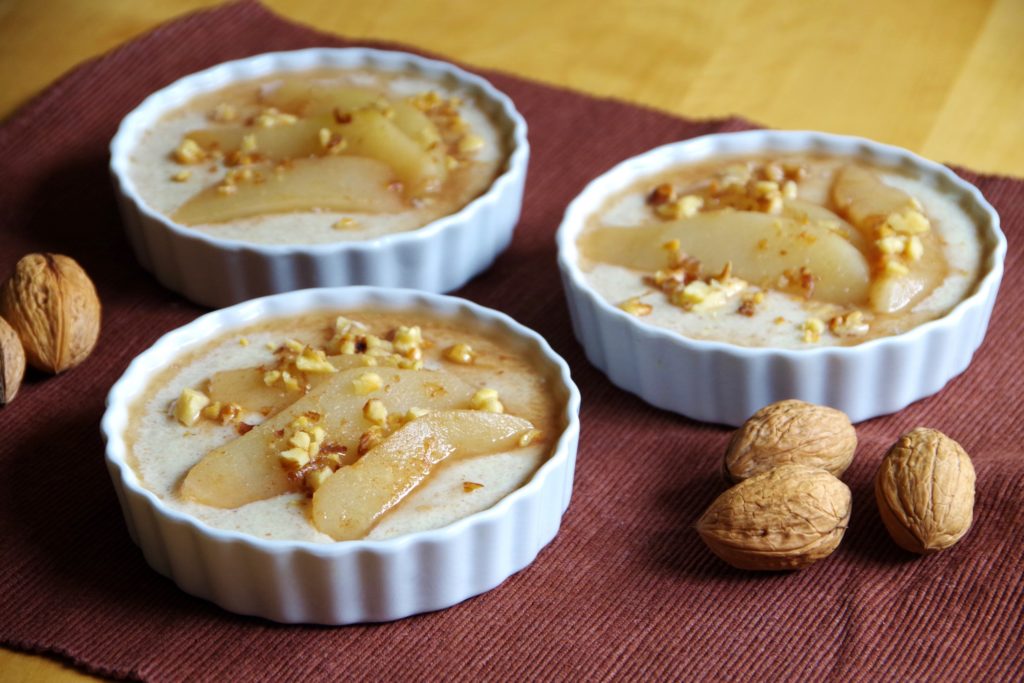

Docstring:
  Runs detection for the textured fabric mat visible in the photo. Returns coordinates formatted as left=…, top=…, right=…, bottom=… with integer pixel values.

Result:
left=1, top=2, right=1021, bottom=681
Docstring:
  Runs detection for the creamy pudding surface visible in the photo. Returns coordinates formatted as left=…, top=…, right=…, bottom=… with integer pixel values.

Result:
left=125, top=310, right=564, bottom=543
left=577, top=154, right=988, bottom=348
left=127, top=68, right=507, bottom=245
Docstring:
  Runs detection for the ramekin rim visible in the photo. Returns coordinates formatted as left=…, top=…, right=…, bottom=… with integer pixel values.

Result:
left=108, top=47, right=530, bottom=256
left=555, top=129, right=1007, bottom=360
left=100, top=286, right=581, bottom=556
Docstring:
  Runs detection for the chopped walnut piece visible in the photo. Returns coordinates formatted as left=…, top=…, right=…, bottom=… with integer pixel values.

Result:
left=255, top=107, right=298, bottom=128
left=471, top=388, right=504, bottom=413
left=332, top=217, right=357, bottom=230
left=829, top=311, right=870, bottom=338
left=305, top=467, right=334, bottom=492
left=647, top=183, right=676, bottom=206
left=905, top=235, right=924, bottom=261
left=737, top=291, right=765, bottom=317
left=171, top=170, right=192, bottom=182
left=673, top=274, right=747, bottom=313
left=392, top=326, right=423, bottom=360
left=352, top=371, right=383, bottom=395
left=463, top=481, right=484, bottom=492
left=618, top=297, right=653, bottom=317
left=458, top=134, right=485, bottom=154
left=173, top=138, right=206, bottom=164
left=210, top=103, right=238, bottom=123
left=655, top=194, right=704, bottom=220
left=518, top=429, right=542, bottom=447
left=801, top=317, right=825, bottom=343
left=884, top=258, right=910, bottom=276
left=295, top=346, right=336, bottom=374
left=174, top=387, right=209, bottom=426
left=883, top=209, right=930, bottom=235
left=363, top=398, right=388, bottom=426
left=444, top=343, right=476, bottom=364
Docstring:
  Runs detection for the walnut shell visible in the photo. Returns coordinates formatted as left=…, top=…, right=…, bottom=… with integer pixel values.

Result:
left=724, top=399, right=857, bottom=483
left=875, top=428, right=975, bottom=554
left=0, top=315, right=25, bottom=404
left=0, top=253, right=101, bottom=374
left=696, top=464, right=851, bottom=571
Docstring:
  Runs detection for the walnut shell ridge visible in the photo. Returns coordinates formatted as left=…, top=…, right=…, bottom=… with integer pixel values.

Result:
left=696, top=464, right=852, bottom=571
left=875, top=427, right=975, bottom=554
left=724, top=399, right=857, bottom=482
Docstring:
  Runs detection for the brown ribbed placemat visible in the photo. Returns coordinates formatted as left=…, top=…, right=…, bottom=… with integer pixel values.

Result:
left=1, top=2, right=1022, bottom=681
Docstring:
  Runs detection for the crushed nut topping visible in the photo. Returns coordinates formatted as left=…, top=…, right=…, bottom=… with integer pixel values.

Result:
left=801, top=317, right=825, bottom=343
left=352, top=371, right=383, bottom=395
left=471, top=388, right=504, bottom=414
left=332, top=217, right=357, bottom=230
left=363, top=398, right=388, bottom=426
left=828, top=310, right=870, bottom=338
left=173, top=138, right=206, bottom=164
left=174, top=387, right=210, bottom=426
left=444, top=343, right=476, bottom=364
left=618, top=297, right=653, bottom=317
left=171, top=170, right=192, bottom=182
left=210, top=103, right=238, bottom=123
left=255, top=107, right=298, bottom=128
left=463, top=481, right=484, bottom=492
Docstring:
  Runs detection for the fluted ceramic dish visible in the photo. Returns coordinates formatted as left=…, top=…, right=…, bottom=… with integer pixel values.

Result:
left=110, top=48, right=529, bottom=308
left=557, top=130, right=1005, bottom=426
left=101, top=287, right=580, bottom=624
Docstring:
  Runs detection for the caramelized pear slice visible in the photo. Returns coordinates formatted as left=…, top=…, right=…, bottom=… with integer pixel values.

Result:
left=336, top=109, right=445, bottom=194
left=311, top=410, right=534, bottom=540
left=782, top=200, right=867, bottom=253
left=181, top=367, right=474, bottom=508
left=185, top=108, right=444, bottom=195
left=870, top=230, right=948, bottom=313
left=173, top=156, right=403, bottom=225
left=262, top=84, right=443, bottom=150
left=579, top=211, right=871, bottom=305
left=207, top=355, right=369, bottom=416
left=261, top=83, right=380, bottom=116
left=187, top=119, right=327, bottom=159
left=832, top=164, right=917, bottom=234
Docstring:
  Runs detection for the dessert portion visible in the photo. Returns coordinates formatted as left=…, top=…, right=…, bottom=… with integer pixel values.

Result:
left=125, top=310, right=563, bottom=542
left=577, top=155, right=985, bottom=347
left=128, top=68, right=507, bottom=244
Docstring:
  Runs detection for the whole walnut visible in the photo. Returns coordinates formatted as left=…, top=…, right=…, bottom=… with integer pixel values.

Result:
left=697, top=464, right=852, bottom=571
left=0, top=253, right=101, bottom=374
left=875, top=428, right=975, bottom=554
left=724, top=399, right=857, bottom=482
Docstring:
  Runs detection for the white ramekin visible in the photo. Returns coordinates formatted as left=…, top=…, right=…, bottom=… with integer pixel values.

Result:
left=109, top=49, right=529, bottom=308
left=100, top=287, right=580, bottom=624
left=557, top=130, right=1005, bottom=426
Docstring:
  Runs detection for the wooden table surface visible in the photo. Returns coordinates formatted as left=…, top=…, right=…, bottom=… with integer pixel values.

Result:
left=1, top=0, right=1021, bottom=680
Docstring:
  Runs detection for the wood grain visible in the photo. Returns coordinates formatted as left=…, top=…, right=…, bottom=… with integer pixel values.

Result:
left=0, top=0, right=1020, bottom=680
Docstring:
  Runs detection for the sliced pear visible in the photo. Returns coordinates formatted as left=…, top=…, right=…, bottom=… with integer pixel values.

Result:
left=832, top=164, right=916, bottom=234
left=187, top=119, right=327, bottom=159
left=173, top=156, right=403, bottom=225
left=311, top=410, right=534, bottom=540
left=181, top=366, right=474, bottom=508
left=782, top=200, right=867, bottom=253
left=579, top=211, right=871, bottom=305
left=206, top=355, right=369, bottom=416
left=261, top=83, right=381, bottom=117
left=870, top=230, right=948, bottom=313
left=335, top=108, right=445, bottom=194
